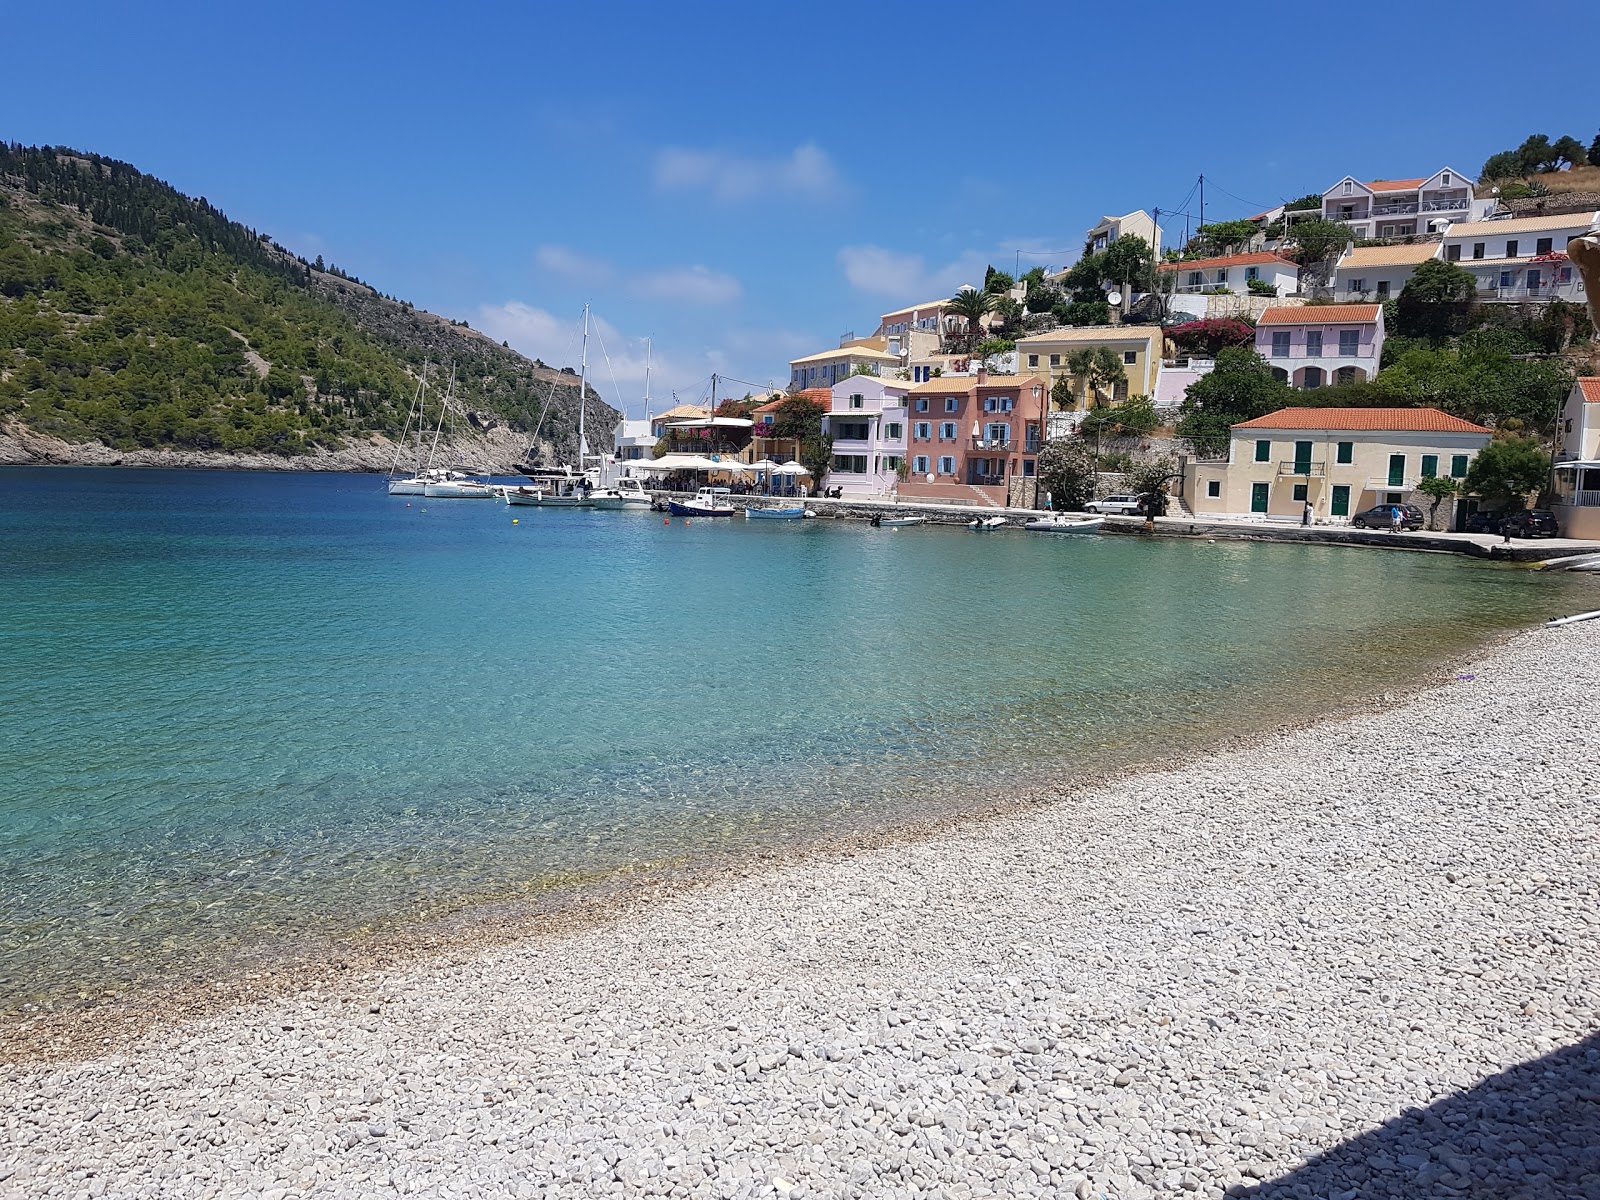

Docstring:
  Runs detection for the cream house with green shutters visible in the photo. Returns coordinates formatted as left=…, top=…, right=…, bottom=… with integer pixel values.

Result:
left=1182, top=408, right=1492, bottom=523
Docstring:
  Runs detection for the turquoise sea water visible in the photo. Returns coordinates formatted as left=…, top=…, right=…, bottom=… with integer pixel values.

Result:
left=1, top=467, right=1592, bottom=1011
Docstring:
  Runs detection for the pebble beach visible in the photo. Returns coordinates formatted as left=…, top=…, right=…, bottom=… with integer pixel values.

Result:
left=4, top=621, right=1598, bottom=1200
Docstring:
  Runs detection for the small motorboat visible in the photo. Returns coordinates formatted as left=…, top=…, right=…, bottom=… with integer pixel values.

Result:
left=589, top=478, right=653, bottom=510
left=746, top=505, right=806, bottom=521
left=1024, top=515, right=1104, bottom=535
left=871, top=514, right=925, bottom=528
left=667, top=487, right=737, bottom=517
left=966, top=515, right=1008, bottom=530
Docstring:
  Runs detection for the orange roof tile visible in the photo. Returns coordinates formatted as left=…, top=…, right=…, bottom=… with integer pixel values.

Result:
left=1257, top=304, right=1382, bottom=326
left=1579, top=378, right=1600, bottom=404
left=1367, top=179, right=1426, bottom=193
left=1159, top=252, right=1297, bottom=273
left=1233, top=407, right=1491, bottom=434
left=751, top=389, right=830, bottom=415
left=906, top=377, right=979, bottom=395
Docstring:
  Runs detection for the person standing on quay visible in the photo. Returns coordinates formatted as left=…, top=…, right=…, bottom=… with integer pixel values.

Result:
left=1302, top=499, right=1314, bottom=527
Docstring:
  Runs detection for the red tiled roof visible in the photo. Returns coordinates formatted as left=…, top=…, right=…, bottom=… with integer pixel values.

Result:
left=1257, top=304, right=1382, bottom=325
left=1579, top=378, right=1600, bottom=403
left=751, top=388, right=829, bottom=415
left=1232, top=407, right=1491, bottom=434
left=1159, top=252, right=1297, bottom=273
left=1367, top=178, right=1426, bottom=193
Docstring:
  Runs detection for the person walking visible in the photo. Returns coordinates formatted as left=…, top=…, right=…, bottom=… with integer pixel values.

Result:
left=1302, top=499, right=1314, bottom=527
left=1390, top=505, right=1403, bottom=532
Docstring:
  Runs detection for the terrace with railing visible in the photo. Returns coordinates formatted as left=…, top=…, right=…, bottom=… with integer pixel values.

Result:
left=1277, top=460, right=1326, bottom=477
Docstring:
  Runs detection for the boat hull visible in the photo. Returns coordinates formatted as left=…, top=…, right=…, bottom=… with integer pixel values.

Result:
left=589, top=495, right=653, bottom=510
left=423, top=483, right=497, bottom=498
left=1024, top=517, right=1104, bottom=534
left=667, top=501, right=736, bottom=517
left=746, top=508, right=806, bottom=520
left=875, top=516, right=925, bottom=528
left=504, top=491, right=592, bottom=507
left=387, top=479, right=427, bottom=495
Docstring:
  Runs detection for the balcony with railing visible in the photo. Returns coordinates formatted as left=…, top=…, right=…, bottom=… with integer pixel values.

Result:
left=1421, top=196, right=1470, bottom=213
left=1366, top=476, right=1416, bottom=492
left=1479, top=280, right=1583, bottom=302
left=1277, top=460, right=1326, bottom=477
left=1372, top=202, right=1419, bottom=216
left=971, top=437, right=1013, bottom=452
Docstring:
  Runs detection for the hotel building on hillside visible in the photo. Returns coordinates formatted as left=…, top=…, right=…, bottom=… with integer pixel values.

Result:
left=1298, top=168, right=1493, bottom=240
left=1438, top=212, right=1597, bottom=303
left=1158, top=252, right=1299, bottom=296
left=788, top=341, right=901, bottom=389
left=1181, top=407, right=1491, bottom=524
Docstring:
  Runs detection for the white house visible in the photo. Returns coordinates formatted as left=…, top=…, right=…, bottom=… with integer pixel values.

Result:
left=1085, top=210, right=1163, bottom=256
left=1552, top=377, right=1600, bottom=540
left=1330, top=242, right=1441, bottom=300
left=1303, top=168, right=1493, bottom=241
left=1158, top=252, right=1299, bottom=296
left=821, top=377, right=910, bottom=498
left=1438, top=212, right=1597, bottom=303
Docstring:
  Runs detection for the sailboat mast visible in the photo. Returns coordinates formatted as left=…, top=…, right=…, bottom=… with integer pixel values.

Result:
left=577, top=304, right=589, bottom=474
left=643, top=337, right=652, bottom=419
left=426, top=363, right=454, bottom=471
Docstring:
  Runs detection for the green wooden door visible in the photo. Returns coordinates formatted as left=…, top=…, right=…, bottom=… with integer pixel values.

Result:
left=1330, top=484, right=1350, bottom=517
left=1250, top=482, right=1269, bottom=513
left=1294, top=440, right=1312, bottom=475
left=1388, top=454, right=1405, bottom=487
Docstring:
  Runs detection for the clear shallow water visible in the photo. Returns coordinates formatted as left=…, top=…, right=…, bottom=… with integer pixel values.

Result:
left=1, top=467, right=1592, bottom=1010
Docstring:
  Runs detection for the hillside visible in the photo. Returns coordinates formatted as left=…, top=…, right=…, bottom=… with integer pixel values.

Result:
left=0, top=144, right=611, bottom=470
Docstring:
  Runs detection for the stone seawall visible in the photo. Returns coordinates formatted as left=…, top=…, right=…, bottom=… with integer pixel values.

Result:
left=655, top=493, right=1600, bottom=561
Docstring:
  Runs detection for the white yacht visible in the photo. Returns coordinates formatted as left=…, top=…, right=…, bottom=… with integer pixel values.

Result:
left=589, top=478, right=653, bottom=510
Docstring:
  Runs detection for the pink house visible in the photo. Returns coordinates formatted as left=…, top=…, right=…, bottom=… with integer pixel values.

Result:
left=1255, top=304, right=1385, bottom=390
left=897, top=373, right=1047, bottom=507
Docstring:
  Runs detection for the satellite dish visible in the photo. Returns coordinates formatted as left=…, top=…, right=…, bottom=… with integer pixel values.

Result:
left=1106, top=292, right=1123, bottom=306
left=926, top=472, right=935, bottom=484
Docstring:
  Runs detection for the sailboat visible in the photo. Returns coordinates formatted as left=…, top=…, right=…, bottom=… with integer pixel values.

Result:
left=589, top=335, right=654, bottom=510
left=386, top=362, right=433, bottom=495
left=505, top=306, right=597, bottom=507
left=420, top=366, right=496, bottom=498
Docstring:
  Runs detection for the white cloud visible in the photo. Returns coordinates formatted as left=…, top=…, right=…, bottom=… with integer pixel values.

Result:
left=653, top=142, right=844, bottom=204
left=474, top=302, right=701, bottom=406
left=534, top=246, right=740, bottom=306
left=631, top=265, right=742, bottom=305
left=536, top=244, right=616, bottom=284
left=836, top=245, right=987, bottom=300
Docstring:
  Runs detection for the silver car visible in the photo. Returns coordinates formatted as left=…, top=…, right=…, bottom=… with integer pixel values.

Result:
left=1084, top=494, right=1142, bottom=515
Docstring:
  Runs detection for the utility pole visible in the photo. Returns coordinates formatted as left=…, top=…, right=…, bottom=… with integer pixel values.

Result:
left=1199, top=175, right=1206, bottom=233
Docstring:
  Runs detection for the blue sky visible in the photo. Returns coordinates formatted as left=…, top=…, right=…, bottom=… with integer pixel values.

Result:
left=6, top=0, right=1595, bottom=414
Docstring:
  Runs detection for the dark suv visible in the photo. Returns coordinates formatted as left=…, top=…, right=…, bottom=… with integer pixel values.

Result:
left=1463, top=509, right=1503, bottom=534
left=1351, top=503, right=1424, bottom=531
left=1500, top=509, right=1560, bottom=538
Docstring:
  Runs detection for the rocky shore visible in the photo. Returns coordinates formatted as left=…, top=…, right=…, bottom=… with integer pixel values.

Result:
left=3, top=623, right=1598, bottom=1199
left=0, top=422, right=536, bottom=474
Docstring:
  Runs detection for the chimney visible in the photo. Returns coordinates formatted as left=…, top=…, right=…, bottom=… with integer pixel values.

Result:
left=976, top=365, right=988, bottom=384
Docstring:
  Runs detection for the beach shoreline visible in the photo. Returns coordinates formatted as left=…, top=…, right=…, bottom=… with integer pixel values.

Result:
left=0, top=626, right=1521, bottom=1067
left=3, top=621, right=1597, bottom=1198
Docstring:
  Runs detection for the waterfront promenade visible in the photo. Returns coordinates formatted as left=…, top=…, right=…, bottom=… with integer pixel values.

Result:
left=4, top=621, right=1596, bottom=1198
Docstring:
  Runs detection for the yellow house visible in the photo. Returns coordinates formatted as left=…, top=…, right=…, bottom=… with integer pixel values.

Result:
left=789, top=341, right=900, bottom=389
left=1015, top=325, right=1161, bottom=410
left=1183, top=407, right=1492, bottom=523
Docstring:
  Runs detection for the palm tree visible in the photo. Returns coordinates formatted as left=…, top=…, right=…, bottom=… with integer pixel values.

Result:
left=1065, top=346, right=1127, bottom=409
left=944, top=287, right=996, bottom=352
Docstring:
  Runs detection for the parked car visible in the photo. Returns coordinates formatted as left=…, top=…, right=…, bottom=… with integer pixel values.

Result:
left=1463, top=509, right=1503, bottom=534
left=1501, top=509, right=1560, bottom=538
left=1084, top=494, right=1142, bottom=515
left=1350, top=503, right=1424, bottom=531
